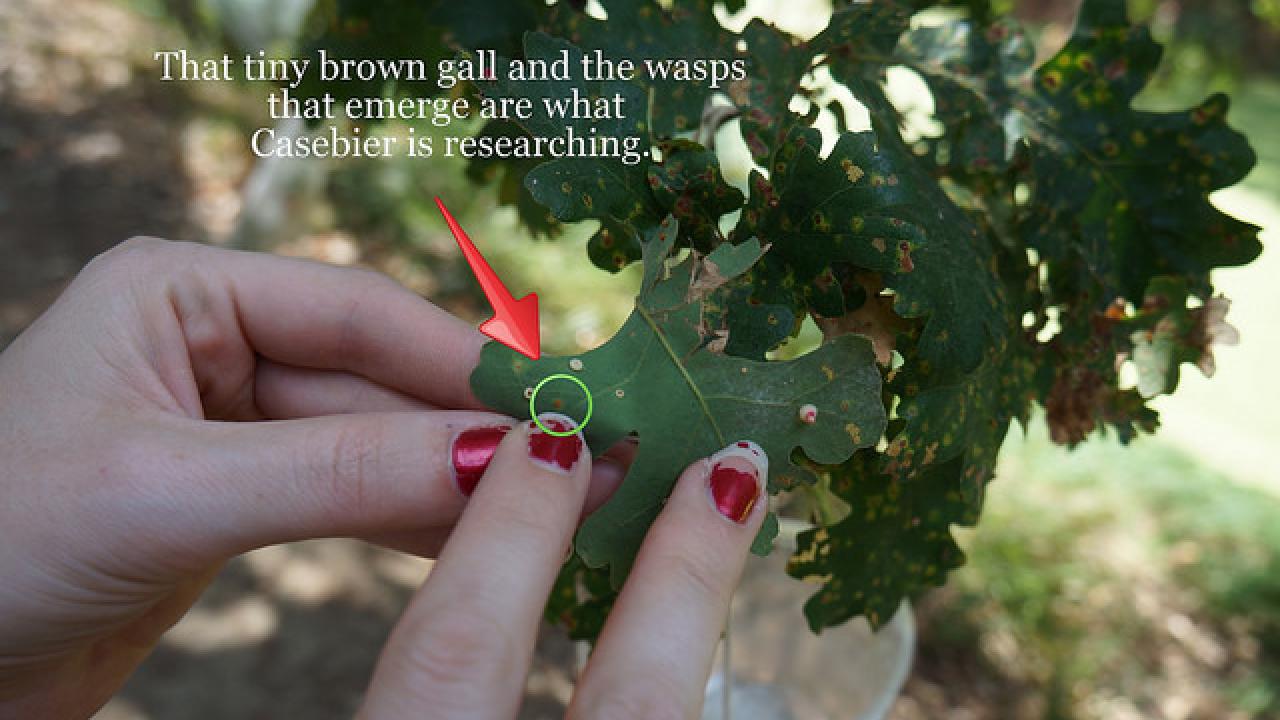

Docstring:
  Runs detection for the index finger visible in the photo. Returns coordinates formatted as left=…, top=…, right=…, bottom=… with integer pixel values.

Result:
left=215, top=246, right=487, bottom=410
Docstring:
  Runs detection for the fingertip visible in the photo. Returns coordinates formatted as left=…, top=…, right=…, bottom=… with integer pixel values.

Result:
left=584, top=456, right=625, bottom=514
left=525, top=412, right=589, bottom=477
left=709, top=439, right=768, bottom=480
left=704, top=440, right=768, bottom=526
left=452, top=328, right=492, bottom=410
left=449, top=423, right=514, bottom=497
left=568, top=441, right=769, bottom=718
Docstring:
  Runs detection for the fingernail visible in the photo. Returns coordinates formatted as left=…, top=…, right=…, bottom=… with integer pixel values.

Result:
left=451, top=426, right=510, bottom=496
left=527, top=412, right=584, bottom=475
left=708, top=440, right=768, bottom=524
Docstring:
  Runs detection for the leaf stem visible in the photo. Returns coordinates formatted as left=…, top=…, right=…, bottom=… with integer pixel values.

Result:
left=636, top=304, right=727, bottom=447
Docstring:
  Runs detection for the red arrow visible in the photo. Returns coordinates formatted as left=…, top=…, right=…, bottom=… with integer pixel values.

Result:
left=435, top=197, right=541, bottom=360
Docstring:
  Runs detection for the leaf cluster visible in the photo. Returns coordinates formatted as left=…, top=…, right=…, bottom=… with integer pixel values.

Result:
left=301, top=0, right=1261, bottom=636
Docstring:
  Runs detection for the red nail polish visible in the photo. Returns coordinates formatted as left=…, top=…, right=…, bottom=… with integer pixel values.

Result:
left=709, top=464, right=760, bottom=524
left=528, top=414, right=583, bottom=474
left=451, top=426, right=509, bottom=496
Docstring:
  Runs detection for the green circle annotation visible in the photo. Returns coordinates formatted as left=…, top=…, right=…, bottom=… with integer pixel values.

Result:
left=529, top=373, right=594, bottom=437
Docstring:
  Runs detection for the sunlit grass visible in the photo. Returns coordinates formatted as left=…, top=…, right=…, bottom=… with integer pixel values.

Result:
left=938, top=417, right=1280, bottom=717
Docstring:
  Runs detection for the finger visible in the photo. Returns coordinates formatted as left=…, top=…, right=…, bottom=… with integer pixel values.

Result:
left=569, top=441, right=768, bottom=720
left=363, top=528, right=455, bottom=559
left=210, top=246, right=487, bottom=409
left=162, top=410, right=625, bottom=563
left=254, top=360, right=434, bottom=418
left=250, top=359, right=628, bottom=510
left=360, top=414, right=591, bottom=720
left=583, top=441, right=630, bottom=517
left=363, top=446, right=626, bottom=559
left=253, top=360, right=630, bottom=504
left=176, top=411, right=510, bottom=558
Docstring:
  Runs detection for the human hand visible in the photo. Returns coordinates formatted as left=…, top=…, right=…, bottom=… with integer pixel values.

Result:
left=0, top=238, right=632, bottom=716
left=358, top=422, right=768, bottom=719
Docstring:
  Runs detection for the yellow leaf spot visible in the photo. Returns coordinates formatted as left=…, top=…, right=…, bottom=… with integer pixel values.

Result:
left=842, top=159, right=865, bottom=183
left=845, top=423, right=862, bottom=443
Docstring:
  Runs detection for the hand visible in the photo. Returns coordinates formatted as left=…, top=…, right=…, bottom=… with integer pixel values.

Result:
left=359, top=426, right=769, bottom=720
left=0, top=237, right=766, bottom=720
left=0, top=238, right=631, bottom=716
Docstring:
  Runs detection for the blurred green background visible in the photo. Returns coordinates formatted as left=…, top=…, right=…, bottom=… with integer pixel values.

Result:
left=0, top=0, right=1276, bottom=718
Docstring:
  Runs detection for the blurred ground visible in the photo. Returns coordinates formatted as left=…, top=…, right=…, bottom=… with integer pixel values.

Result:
left=1, top=0, right=1278, bottom=719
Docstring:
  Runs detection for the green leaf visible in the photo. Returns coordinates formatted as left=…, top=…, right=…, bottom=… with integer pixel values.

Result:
left=788, top=451, right=973, bottom=631
left=792, top=294, right=1035, bottom=630
left=731, top=126, right=923, bottom=318
left=481, top=33, right=660, bottom=227
left=884, top=310, right=1031, bottom=479
left=734, top=124, right=1005, bottom=375
left=407, top=0, right=1263, bottom=641
left=545, top=0, right=737, bottom=137
left=544, top=556, right=615, bottom=641
left=895, top=19, right=1037, bottom=175
left=483, top=34, right=744, bottom=269
left=1020, top=0, right=1261, bottom=301
left=459, top=1, right=739, bottom=239
left=586, top=217, right=643, bottom=273
left=731, top=5, right=910, bottom=161
left=1128, top=276, right=1196, bottom=398
left=1119, top=275, right=1231, bottom=401
left=863, top=0, right=1258, bottom=449
left=647, top=139, right=744, bottom=253
left=472, top=217, right=887, bottom=586
left=716, top=279, right=797, bottom=361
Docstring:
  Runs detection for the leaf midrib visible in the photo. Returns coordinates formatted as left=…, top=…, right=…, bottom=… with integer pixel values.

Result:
left=635, top=304, right=727, bottom=447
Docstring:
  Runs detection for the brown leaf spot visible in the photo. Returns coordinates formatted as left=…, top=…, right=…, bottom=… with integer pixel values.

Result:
left=814, top=273, right=905, bottom=365
left=841, top=159, right=865, bottom=183
left=844, top=422, right=862, bottom=444
left=689, top=256, right=732, bottom=299
left=1045, top=368, right=1104, bottom=445
left=898, top=242, right=915, bottom=272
